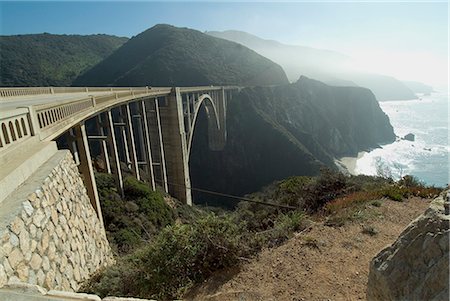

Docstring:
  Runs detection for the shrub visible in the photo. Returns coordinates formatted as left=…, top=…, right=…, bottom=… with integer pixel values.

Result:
left=325, top=191, right=381, bottom=213
left=96, top=174, right=175, bottom=254
left=84, top=214, right=247, bottom=300
left=362, top=225, right=378, bottom=236
left=399, top=175, right=422, bottom=188
left=381, top=185, right=407, bottom=201
left=303, top=168, right=348, bottom=211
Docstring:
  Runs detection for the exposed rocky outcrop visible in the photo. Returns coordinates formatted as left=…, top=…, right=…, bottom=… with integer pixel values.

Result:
left=367, top=191, right=450, bottom=300
left=190, top=76, right=395, bottom=206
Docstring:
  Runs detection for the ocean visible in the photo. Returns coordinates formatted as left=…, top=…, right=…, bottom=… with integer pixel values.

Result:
left=354, top=92, right=449, bottom=188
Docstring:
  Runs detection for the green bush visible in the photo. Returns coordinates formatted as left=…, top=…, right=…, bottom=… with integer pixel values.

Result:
left=84, top=214, right=247, bottom=300
left=398, top=175, right=422, bottom=188
left=303, top=168, right=348, bottom=211
left=381, top=185, right=408, bottom=201
left=96, top=174, right=175, bottom=254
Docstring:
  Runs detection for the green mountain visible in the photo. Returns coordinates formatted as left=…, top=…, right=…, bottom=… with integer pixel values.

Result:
left=0, top=33, right=127, bottom=87
left=207, top=30, right=417, bottom=101
left=73, top=24, right=288, bottom=87
left=190, top=76, right=395, bottom=205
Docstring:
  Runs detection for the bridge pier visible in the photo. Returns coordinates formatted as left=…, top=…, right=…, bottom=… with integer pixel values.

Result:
left=74, top=122, right=104, bottom=226
left=123, top=104, right=140, bottom=180
left=159, top=88, right=192, bottom=205
left=106, top=110, right=124, bottom=196
left=139, top=100, right=156, bottom=190
left=95, top=113, right=111, bottom=174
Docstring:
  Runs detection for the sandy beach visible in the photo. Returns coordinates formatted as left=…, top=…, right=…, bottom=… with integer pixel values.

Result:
left=335, top=151, right=366, bottom=175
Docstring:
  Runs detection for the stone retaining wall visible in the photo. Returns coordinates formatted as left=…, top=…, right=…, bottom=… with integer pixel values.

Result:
left=0, top=150, right=113, bottom=291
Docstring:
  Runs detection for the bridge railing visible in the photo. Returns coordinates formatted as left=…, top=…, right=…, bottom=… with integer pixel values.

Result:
left=0, top=88, right=53, bottom=98
left=0, top=86, right=235, bottom=150
left=35, top=97, right=94, bottom=131
left=0, top=108, right=33, bottom=150
left=0, top=87, right=156, bottom=98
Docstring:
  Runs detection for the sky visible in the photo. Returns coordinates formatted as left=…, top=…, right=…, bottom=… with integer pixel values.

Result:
left=0, top=1, right=448, bottom=88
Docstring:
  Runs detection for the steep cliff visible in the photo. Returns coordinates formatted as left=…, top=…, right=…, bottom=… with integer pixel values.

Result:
left=73, top=25, right=288, bottom=87
left=190, top=77, right=395, bottom=205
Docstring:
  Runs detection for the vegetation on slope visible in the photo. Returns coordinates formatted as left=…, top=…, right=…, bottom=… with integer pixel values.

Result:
left=82, top=170, right=442, bottom=300
left=0, top=33, right=127, bottom=86
left=73, top=24, right=288, bottom=87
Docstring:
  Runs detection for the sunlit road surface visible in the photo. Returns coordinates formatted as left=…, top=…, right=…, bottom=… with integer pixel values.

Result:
left=0, top=91, right=115, bottom=111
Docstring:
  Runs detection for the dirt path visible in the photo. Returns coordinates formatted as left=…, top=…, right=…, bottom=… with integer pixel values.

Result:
left=187, top=197, right=430, bottom=301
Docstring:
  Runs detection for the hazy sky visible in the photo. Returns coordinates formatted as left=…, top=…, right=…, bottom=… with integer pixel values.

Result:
left=1, top=1, right=448, bottom=87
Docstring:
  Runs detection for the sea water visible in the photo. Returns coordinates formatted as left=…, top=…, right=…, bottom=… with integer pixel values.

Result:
left=355, top=92, right=449, bottom=187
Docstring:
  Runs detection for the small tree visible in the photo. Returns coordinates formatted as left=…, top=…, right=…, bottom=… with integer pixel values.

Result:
left=375, top=157, right=392, bottom=179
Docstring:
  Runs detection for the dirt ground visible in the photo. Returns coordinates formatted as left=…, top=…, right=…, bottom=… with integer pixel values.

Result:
left=186, top=197, right=430, bottom=301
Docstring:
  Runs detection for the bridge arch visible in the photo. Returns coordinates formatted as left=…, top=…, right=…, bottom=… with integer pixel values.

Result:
left=186, top=93, right=221, bottom=161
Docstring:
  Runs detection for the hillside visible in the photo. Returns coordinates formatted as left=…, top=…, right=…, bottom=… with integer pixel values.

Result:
left=187, top=197, right=430, bottom=300
left=208, top=30, right=417, bottom=101
left=0, top=33, right=127, bottom=86
left=190, top=76, right=395, bottom=205
left=73, top=24, right=288, bottom=87
left=403, top=80, right=434, bottom=94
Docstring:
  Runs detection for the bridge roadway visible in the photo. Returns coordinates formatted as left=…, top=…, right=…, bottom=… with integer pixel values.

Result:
left=0, top=91, right=122, bottom=110
left=0, top=86, right=236, bottom=226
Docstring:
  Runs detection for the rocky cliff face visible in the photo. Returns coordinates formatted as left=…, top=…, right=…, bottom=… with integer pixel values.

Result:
left=190, top=77, right=395, bottom=206
left=366, top=191, right=450, bottom=300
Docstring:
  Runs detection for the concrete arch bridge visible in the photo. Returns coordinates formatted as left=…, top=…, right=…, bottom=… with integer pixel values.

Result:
left=0, top=86, right=236, bottom=225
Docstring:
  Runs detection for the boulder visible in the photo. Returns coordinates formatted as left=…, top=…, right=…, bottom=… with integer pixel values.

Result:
left=367, top=191, right=450, bottom=300
left=403, top=133, right=415, bottom=141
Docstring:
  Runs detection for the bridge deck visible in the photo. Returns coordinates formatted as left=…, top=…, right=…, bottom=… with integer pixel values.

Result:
left=0, top=91, right=116, bottom=111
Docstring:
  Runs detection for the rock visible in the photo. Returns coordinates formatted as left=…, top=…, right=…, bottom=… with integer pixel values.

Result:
left=16, top=262, right=29, bottom=281
left=9, top=233, right=19, bottom=247
left=36, top=269, right=45, bottom=286
left=22, top=201, right=34, bottom=216
left=19, top=230, right=30, bottom=254
left=402, top=133, right=415, bottom=141
left=30, top=254, right=43, bottom=271
left=32, top=209, right=45, bottom=228
left=367, top=191, right=450, bottom=300
left=10, top=217, right=24, bottom=235
left=0, top=265, right=6, bottom=288
left=44, top=270, right=55, bottom=288
left=41, top=256, right=50, bottom=272
left=7, top=248, right=24, bottom=269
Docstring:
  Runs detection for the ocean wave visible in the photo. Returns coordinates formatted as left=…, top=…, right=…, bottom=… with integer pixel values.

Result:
left=355, top=92, right=448, bottom=186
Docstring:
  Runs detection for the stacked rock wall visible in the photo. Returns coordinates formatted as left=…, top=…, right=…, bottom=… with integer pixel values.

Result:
left=367, top=191, right=450, bottom=300
left=0, top=150, right=113, bottom=292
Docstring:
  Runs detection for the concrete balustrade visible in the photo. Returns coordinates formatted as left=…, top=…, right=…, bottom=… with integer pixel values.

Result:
left=0, top=109, right=33, bottom=151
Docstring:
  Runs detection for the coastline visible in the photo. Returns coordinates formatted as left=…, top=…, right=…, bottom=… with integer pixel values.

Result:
left=335, top=151, right=366, bottom=175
